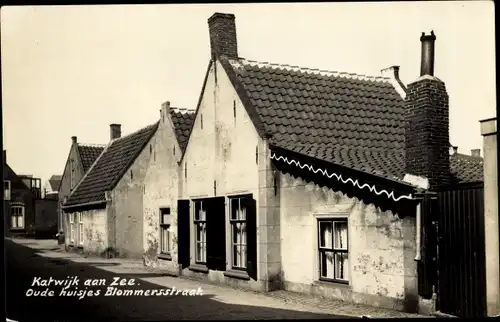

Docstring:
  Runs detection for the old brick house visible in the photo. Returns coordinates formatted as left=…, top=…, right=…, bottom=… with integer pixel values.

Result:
left=62, top=123, right=158, bottom=258
left=58, top=136, right=105, bottom=233
left=141, top=12, right=484, bottom=314
left=3, top=150, right=58, bottom=238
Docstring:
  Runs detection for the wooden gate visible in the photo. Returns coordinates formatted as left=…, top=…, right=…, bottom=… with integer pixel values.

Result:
left=433, top=182, right=487, bottom=317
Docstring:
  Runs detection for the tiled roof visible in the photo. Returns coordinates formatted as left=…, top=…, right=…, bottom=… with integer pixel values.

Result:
left=224, top=58, right=483, bottom=184
left=65, top=122, right=159, bottom=207
left=450, top=153, right=484, bottom=183
left=170, top=108, right=196, bottom=153
left=77, top=144, right=106, bottom=173
left=48, top=174, right=62, bottom=191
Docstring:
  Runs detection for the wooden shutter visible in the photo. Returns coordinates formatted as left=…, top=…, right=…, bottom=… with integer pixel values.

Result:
left=241, top=194, right=258, bottom=280
left=206, top=197, right=226, bottom=271
left=177, top=199, right=190, bottom=269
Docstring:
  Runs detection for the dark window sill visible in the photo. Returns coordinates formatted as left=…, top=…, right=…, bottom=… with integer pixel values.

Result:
left=10, top=228, right=25, bottom=232
left=315, top=278, right=350, bottom=288
left=224, top=269, right=250, bottom=281
left=158, top=253, right=172, bottom=261
left=189, top=263, right=209, bottom=273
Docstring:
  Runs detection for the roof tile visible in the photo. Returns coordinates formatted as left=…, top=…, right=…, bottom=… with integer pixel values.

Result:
left=226, top=58, right=483, bottom=184
left=65, top=122, right=159, bottom=207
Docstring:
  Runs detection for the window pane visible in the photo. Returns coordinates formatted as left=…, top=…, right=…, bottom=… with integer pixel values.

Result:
left=320, top=251, right=335, bottom=279
left=334, top=252, right=349, bottom=281
left=202, top=223, right=206, bottom=243
left=11, top=215, right=16, bottom=228
left=319, top=221, right=333, bottom=248
left=166, top=228, right=171, bottom=252
left=195, top=202, right=205, bottom=220
left=233, top=245, right=239, bottom=267
left=239, top=205, right=246, bottom=220
left=241, top=245, right=247, bottom=268
left=231, top=199, right=238, bottom=220
left=19, top=214, right=24, bottom=228
left=334, top=222, right=348, bottom=250
left=232, top=223, right=241, bottom=244
left=196, top=242, right=206, bottom=263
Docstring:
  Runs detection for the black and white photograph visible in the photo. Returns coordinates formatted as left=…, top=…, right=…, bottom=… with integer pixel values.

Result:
left=1, top=1, right=497, bottom=320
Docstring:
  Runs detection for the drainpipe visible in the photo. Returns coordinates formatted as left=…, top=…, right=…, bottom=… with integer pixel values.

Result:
left=415, top=201, right=422, bottom=261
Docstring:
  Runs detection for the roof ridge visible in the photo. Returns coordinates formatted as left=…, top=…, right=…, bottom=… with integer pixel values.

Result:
left=112, top=121, right=160, bottom=143
left=170, top=107, right=196, bottom=114
left=77, top=143, right=107, bottom=148
left=234, top=58, right=389, bottom=82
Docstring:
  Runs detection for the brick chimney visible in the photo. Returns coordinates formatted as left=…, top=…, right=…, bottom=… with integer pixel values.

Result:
left=471, top=149, right=481, bottom=157
left=71, top=136, right=77, bottom=144
left=208, top=13, right=238, bottom=60
left=404, top=31, right=450, bottom=188
left=110, top=124, right=121, bottom=140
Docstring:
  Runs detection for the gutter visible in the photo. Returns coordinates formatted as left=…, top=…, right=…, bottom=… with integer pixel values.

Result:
left=61, top=199, right=106, bottom=211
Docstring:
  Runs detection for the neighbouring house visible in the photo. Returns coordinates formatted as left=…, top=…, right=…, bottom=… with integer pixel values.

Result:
left=141, top=12, right=484, bottom=315
left=62, top=123, right=158, bottom=258
left=3, top=150, right=59, bottom=238
left=43, top=174, right=62, bottom=200
left=143, top=102, right=195, bottom=270
left=58, top=136, right=105, bottom=234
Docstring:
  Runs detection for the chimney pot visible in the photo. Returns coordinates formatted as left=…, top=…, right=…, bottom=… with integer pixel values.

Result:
left=208, top=12, right=238, bottom=60
left=420, top=30, right=436, bottom=76
left=471, top=149, right=481, bottom=157
left=452, top=146, right=458, bottom=154
left=110, top=124, right=122, bottom=140
left=71, top=136, right=77, bottom=144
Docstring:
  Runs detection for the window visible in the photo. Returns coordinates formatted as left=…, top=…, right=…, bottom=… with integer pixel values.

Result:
left=10, top=206, right=24, bottom=229
left=194, top=201, right=207, bottom=264
left=4, top=180, right=11, bottom=200
left=78, top=213, right=84, bottom=246
left=69, top=213, right=75, bottom=243
left=318, top=219, right=349, bottom=283
left=230, top=197, right=247, bottom=270
left=160, top=208, right=171, bottom=255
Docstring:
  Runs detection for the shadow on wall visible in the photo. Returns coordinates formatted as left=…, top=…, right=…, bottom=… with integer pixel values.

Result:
left=6, top=241, right=355, bottom=321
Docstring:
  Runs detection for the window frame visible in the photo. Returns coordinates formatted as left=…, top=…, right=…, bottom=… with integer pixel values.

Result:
left=10, top=205, right=25, bottom=229
left=229, top=196, right=248, bottom=271
left=159, top=208, right=171, bottom=255
left=317, top=218, right=349, bottom=284
left=69, top=213, right=75, bottom=244
left=193, top=200, right=207, bottom=265
left=4, top=180, right=11, bottom=200
left=78, top=212, right=84, bottom=246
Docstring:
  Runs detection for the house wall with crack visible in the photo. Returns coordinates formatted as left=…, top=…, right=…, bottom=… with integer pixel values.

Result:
left=279, top=173, right=418, bottom=312
left=142, top=107, right=182, bottom=275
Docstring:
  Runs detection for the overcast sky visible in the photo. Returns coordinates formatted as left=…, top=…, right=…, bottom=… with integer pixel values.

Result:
left=1, top=2, right=496, bottom=183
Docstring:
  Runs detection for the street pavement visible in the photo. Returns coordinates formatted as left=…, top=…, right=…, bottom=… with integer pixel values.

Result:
left=5, top=239, right=350, bottom=321
left=6, top=238, right=430, bottom=320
